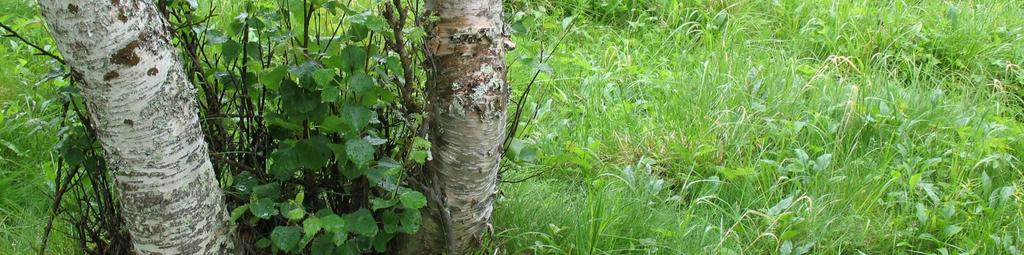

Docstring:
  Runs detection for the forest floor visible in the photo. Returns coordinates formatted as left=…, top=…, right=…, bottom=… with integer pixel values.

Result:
left=3, top=0, right=1024, bottom=254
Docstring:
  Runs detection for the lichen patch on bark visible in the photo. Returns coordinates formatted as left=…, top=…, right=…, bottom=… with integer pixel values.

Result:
left=398, top=0, right=509, bottom=254
left=39, top=0, right=234, bottom=253
left=111, top=41, right=140, bottom=66
left=103, top=70, right=119, bottom=81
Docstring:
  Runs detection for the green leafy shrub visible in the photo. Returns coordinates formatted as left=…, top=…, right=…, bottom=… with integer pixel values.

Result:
left=50, top=0, right=432, bottom=253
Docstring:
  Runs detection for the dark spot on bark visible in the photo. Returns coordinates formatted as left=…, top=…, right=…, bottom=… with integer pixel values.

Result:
left=70, top=69, right=85, bottom=81
left=103, top=71, right=119, bottom=81
left=147, top=67, right=159, bottom=76
left=67, top=4, right=79, bottom=14
left=111, top=41, right=140, bottom=66
left=111, top=0, right=120, bottom=5
left=118, top=9, right=128, bottom=23
left=123, top=119, right=134, bottom=127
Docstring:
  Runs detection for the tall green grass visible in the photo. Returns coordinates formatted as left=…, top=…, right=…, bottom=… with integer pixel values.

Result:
left=0, top=0, right=75, bottom=253
left=1, top=0, right=1023, bottom=254
left=497, top=0, right=1023, bottom=254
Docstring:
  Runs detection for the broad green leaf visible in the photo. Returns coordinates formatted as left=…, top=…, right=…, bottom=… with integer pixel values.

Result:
left=252, top=182, right=281, bottom=200
left=271, top=226, right=302, bottom=252
left=304, top=217, right=323, bottom=237
left=349, top=72, right=374, bottom=95
left=321, top=116, right=346, bottom=133
left=205, top=29, right=229, bottom=44
left=382, top=211, right=400, bottom=233
left=339, top=45, right=367, bottom=72
left=346, top=208, right=378, bottom=237
left=310, top=234, right=335, bottom=255
left=222, top=40, right=241, bottom=63
left=250, top=198, right=278, bottom=219
left=231, top=204, right=249, bottom=221
left=321, top=86, right=340, bottom=103
left=373, top=232, right=394, bottom=252
left=280, top=80, right=321, bottom=115
left=908, top=173, right=923, bottom=190
left=364, top=15, right=388, bottom=32
left=286, top=206, right=306, bottom=221
left=410, top=151, right=428, bottom=164
left=370, top=197, right=398, bottom=210
left=269, top=146, right=301, bottom=181
left=398, top=208, right=421, bottom=234
left=332, top=231, right=348, bottom=247
left=346, top=138, right=374, bottom=167
left=321, top=214, right=346, bottom=233
left=255, top=238, right=271, bottom=249
left=312, top=68, right=335, bottom=88
left=260, top=65, right=287, bottom=89
left=341, top=104, right=372, bottom=131
left=400, top=191, right=427, bottom=209
left=294, top=136, right=332, bottom=169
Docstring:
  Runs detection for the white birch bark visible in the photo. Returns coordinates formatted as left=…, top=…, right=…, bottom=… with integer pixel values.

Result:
left=398, top=0, right=509, bottom=253
left=38, top=0, right=233, bottom=254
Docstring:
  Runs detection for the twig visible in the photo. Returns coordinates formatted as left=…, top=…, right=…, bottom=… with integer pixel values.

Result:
left=0, top=21, right=65, bottom=65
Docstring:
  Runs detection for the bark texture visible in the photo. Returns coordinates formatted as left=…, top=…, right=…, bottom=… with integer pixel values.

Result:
left=38, top=0, right=233, bottom=254
left=398, top=0, right=509, bottom=253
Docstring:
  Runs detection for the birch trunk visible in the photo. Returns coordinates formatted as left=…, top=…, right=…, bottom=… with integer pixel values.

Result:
left=398, top=0, right=509, bottom=253
left=38, top=0, right=233, bottom=253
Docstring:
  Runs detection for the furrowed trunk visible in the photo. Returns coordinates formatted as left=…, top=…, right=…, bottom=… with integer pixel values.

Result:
left=397, top=0, right=509, bottom=253
left=38, top=0, right=233, bottom=253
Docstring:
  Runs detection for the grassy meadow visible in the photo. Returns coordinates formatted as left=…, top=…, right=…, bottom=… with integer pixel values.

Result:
left=3, top=0, right=1024, bottom=254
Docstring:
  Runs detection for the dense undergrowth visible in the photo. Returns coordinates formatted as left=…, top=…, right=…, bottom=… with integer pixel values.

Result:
left=2, top=0, right=1023, bottom=254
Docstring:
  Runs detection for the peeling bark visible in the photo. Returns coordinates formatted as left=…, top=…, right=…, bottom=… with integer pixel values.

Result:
left=397, top=0, right=509, bottom=253
left=38, top=0, right=233, bottom=254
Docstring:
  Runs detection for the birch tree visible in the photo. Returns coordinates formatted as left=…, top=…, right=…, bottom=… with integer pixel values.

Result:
left=38, top=0, right=233, bottom=253
left=399, top=0, right=510, bottom=253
